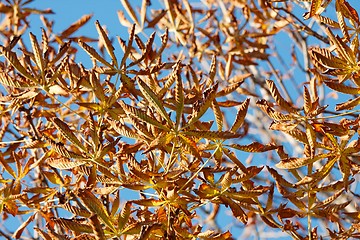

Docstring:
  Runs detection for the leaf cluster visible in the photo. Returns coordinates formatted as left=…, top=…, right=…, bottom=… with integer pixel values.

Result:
left=0, top=0, right=360, bottom=239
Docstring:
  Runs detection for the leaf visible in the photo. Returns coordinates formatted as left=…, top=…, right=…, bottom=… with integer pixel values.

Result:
left=220, top=196, right=248, bottom=224
left=305, top=0, right=323, bottom=19
left=78, top=40, right=113, bottom=68
left=226, top=188, right=268, bottom=200
left=120, top=0, right=139, bottom=26
left=217, top=77, right=247, bottom=97
left=315, top=189, right=344, bottom=209
left=34, top=227, right=52, bottom=240
left=29, top=32, right=45, bottom=75
left=43, top=171, right=63, bottom=185
left=0, top=153, right=16, bottom=178
left=230, top=98, right=250, bottom=132
left=185, top=82, right=219, bottom=127
left=63, top=203, right=92, bottom=218
left=276, top=153, right=333, bottom=169
left=179, top=134, right=202, bottom=160
left=131, top=199, right=166, bottom=207
left=309, top=48, right=347, bottom=69
left=95, top=20, right=117, bottom=64
left=119, top=101, right=170, bottom=131
left=47, top=157, right=85, bottom=169
left=305, top=122, right=316, bottom=158
left=212, top=100, right=223, bottom=131
left=78, top=189, right=115, bottom=231
left=303, top=86, right=312, bottom=114
left=325, top=27, right=355, bottom=64
left=119, top=24, right=135, bottom=69
left=109, top=120, right=139, bottom=139
left=233, top=166, right=264, bottom=183
left=0, top=71, right=35, bottom=88
left=0, top=46, right=36, bottom=82
left=146, top=9, right=167, bottom=28
left=324, top=80, right=360, bottom=95
left=13, top=213, right=36, bottom=239
left=229, top=142, right=278, bottom=152
left=256, top=99, right=294, bottom=121
left=184, top=130, right=240, bottom=140
left=208, top=55, right=217, bottom=86
left=336, top=4, right=350, bottom=42
left=118, top=202, right=131, bottom=232
left=343, top=1, right=359, bottom=24
left=89, top=214, right=106, bottom=240
left=137, top=78, right=172, bottom=125
left=53, top=218, right=93, bottom=233
left=51, top=117, right=87, bottom=152
left=174, top=61, right=184, bottom=128
left=266, top=80, right=296, bottom=113
left=267, top=167, right=294, bottom=188
left=58, top=14, right=93, bottom=40
left=219, top=170, right=234, bottom=191
left=335, top=96, right=360, bottom=111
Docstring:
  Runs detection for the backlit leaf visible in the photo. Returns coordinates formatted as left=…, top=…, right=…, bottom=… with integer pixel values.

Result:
left=78, top=189, right=115, bottom=231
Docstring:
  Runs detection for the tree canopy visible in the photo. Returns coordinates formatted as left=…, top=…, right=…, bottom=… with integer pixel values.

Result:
left=0, top=0, right=360, bottom=239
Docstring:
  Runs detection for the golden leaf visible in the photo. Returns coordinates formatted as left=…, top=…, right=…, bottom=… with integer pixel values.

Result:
left=266, top=80, right=296, bottom=113
left=230, top=98, right=250, bottom=132
left=185, top=82, right=219, bottom=127
left=230, top=142, right=278, bottom=152
left=63, top=203, right=91, bottom=218
left=324, top=80, right=360, bottom=95
left=53, top=218, right=93, bottom=233
left=276, top=153, right=333, bottom=169
left=305, top=122, right=316, bottom=158
left=184, top=130, right=240, bottom=140
left=335, top=96, right=360, bottom=111
left=120, top=0, right=139, bottom=26
left=51, top=117, right=87, bottom=152
left=304, top=0, right=323, bottom=19
left=58, top=14, right=93, bottom=40
left=89, top=214, right=105, bottom=240
left=29, top=32, right=45, bottom=76
left=78, top=189, right=115, bottom=231
left=12, top=213, right=36, bottom=239
left=78, top=40, right=113, bottom=68
left=220, top=196, right=248, bottom=224
left=47, top=157, right=85, bottom=170
left=0, top=46, right=36, bottom=82
left=119, top=101, right=170, bottom=131
left=174, top=61, right=184, bottom=128
left=137, top=78, right=172, bottom=125
left=95, top=20, right=117, bottom=64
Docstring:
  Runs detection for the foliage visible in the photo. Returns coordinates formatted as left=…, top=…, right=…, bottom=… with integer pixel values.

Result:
left=0, top=0, right=360, bottom=239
